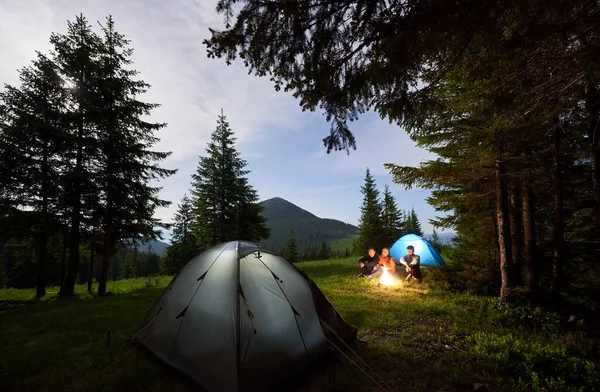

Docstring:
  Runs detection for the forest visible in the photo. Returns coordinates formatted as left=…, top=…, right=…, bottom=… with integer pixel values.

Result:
left=0, top=15, right=271, bottom=292
left=0, top=12, right=430, bottom=290
left=1, top=2, right=599, bottom=307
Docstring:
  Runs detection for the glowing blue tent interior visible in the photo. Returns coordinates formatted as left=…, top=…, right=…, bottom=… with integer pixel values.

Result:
left=389, top=234, right=446, bottom=267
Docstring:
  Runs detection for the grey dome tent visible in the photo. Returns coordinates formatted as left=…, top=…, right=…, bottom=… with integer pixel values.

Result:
left=133, top=241, right=357, bottom=392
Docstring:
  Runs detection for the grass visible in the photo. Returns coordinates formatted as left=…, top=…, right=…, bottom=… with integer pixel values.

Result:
left=1, top=258, right=599, bottom=392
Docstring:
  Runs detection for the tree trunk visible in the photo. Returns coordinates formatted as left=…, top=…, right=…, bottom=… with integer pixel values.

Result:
left=496, top=158, right=513, bottom=300
left=36, top=142, right=49, bottom=298
left=98, top=58, right=114, bottom=297
left=586, top=83, right=600, bottom=243
left=98, top=210, right=112, bottom=297
left=522, top=148, right=538, bottom=293
left=61, top=225, right=67, bottom=287
left=491, top=213, right=500, bottom=264
left=87, top=245, right=95, bottom=293
left=551, top=124, right=565, bottom=297
left=59, top=104, right=84, bottom=297
left=35, top=231, right=47, bottom=298
left=509, top=176, right=522, bottom=286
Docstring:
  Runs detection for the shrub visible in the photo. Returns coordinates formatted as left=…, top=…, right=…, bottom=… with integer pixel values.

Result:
left=472, top=333, right=599, bottom=391
left=487, top=299, right=562, bottom=337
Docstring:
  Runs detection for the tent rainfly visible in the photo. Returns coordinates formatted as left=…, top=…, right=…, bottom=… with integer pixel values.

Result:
left=133, top=241, right=357, bottom=392
left=389, top=233, right=446, bottom=267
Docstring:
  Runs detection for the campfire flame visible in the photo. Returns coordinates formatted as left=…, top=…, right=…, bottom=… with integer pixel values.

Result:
left=379, top=268, right=395, bottom=286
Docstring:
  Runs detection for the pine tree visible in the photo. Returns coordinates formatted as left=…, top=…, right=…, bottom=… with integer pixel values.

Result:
left=318, top=241, right=330, bottom=260
left=304, top=246, right=318, bottom=261
left=190, top=110, right=269, bottom=248
left=411, top=208, right=424, bottom=236
left=403, top=208, right=424, bottom=237
left=93, top=16, right=175, bottom=296
left=381, top=185, right=403, bottom=246
left=354, top=168, right=385, bottom=254
left=51, top=15, right=103, bottom=297
left=397, top=209, right=407, bottom=237
left=430, top=228, right=443, bottom=250
left=0, top=53, right=70, bottom=297
left=284, top=228, right=299, bottom=263
left=162, top=194, right=200, bottom=274
left=121, top=248, right=136, bottom=279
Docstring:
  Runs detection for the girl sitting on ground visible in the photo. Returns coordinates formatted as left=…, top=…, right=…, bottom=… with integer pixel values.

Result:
left=378, top=247, right=396, bottom=276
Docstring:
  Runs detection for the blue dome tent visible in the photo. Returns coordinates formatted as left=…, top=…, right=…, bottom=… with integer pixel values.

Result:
left=389, top=234, right=446, bottom=267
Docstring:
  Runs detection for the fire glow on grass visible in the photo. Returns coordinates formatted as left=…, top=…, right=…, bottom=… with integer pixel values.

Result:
left=379, top=268, right=395, bottom=286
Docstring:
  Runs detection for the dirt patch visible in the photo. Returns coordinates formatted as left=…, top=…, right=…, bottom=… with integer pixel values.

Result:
left=0, top=300, right=27, bottom=313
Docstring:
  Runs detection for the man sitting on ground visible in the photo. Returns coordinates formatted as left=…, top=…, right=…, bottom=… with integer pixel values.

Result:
left=357, top=248, right=380, bottom=277
left=399, top=245, right=422, bottom=282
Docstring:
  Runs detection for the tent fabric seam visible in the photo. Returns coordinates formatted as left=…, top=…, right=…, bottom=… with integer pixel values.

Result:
left=252, top=254, right=312, bottom=356
left=166, top=243, right=233, bottom=360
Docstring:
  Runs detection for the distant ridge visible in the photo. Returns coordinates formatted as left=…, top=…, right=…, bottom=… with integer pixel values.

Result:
left=132, top=239, right=170, bottom=257
left=259, top=197, right=359, bottom=252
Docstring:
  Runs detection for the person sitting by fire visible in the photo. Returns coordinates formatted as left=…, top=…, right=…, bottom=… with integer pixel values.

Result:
left=357, top=248, right=380, bottom=277
left=399, top=245, right=422, bottom=282
left=377, top=247, right=396, bottom=277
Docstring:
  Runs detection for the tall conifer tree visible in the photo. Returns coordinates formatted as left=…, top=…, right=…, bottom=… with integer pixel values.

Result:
left=93, top=16, right=175, bottom=295
left=284, top=228, right=299, bottom=263
left=381, top=185, right=403, bottom=245
left=51, top=15, right=103, bottom=296
left=404, top=207, right=424, bottom=236
left=162, top=194, right=200, bottom=274
left=0, top=54, right=70, bottom=297
left=354, top=168, right=385, bottom=254
left=190, top=110, right=269, bottom=248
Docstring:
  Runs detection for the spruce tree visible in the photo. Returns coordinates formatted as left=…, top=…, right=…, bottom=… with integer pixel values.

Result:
left=93, top=16, right=175, bottom=295
left=284, top=228, right=299, bottom=263
left=121, top=249, right=136, bottom=279
left=404, top=208, right=424, bottom=236
left=381, top=185, right=403, bottom=245
left=354, top=168, right=385, bottom=254
left=318, top=242, right=330, bottom=260
left=0, top=53, right=69, bottom=297
left=190, top=110, right=269, bottom=248
left=51, top=15, right=103, bottom=297
left=162, top=194, right=200, bottom=274
left=430, top=228, right=443, bottom=250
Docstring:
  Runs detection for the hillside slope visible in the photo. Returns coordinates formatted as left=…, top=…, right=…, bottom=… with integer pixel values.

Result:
left=259, top=197, right=359, bottom=252
left=133, top=239, right=170, bottom=257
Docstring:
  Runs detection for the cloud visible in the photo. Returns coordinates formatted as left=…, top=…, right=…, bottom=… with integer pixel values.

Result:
left=1, top=0, right=451, bottom=239
left=0, top=0, right=320, bottom=223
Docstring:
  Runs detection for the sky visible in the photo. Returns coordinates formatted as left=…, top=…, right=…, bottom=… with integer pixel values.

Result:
left=0, top=0, right=453, bottom=243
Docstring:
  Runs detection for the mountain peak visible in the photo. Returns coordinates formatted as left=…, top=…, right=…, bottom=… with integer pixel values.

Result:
left=260, top=197, right=319, bottom=220
left=259, top=197, right=359, bottom=251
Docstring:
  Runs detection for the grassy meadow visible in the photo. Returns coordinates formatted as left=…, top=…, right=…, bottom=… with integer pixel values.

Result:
left=0, top=258, right=598, bottom=392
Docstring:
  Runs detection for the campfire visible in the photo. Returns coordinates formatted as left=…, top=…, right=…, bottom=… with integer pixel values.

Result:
left=378, top=268, right=395, bottom=286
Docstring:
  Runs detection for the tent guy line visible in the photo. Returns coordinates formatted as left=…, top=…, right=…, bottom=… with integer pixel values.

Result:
left=133, top=241, right=370, bottom=391
left=257, top=253, right=394, bottom=392
left=253, top=253, right=311, bottom=354
left=72, top=246, right=229, bottom=391
left=74, top=241, right=391, bottom=392
left=73, top=243, right=236, bottom=390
